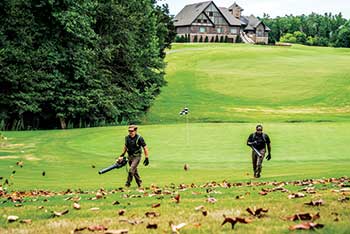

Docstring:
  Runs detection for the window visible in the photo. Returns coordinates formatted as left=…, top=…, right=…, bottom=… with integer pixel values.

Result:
left=203, top=19, right=208, bottom=23
left=209, top=12, right=213, bottom=17
left=200, top=27, right=206, bottom=33
left=230, top=28, right=238, bottom=34
left=216, top=27, right=222, bottom=33
left=197, top=19, right=201, bottom=23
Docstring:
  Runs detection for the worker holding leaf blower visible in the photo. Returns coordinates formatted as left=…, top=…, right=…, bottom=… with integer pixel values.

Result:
left=247, top=124, right=271, bottom=178
left=117, top=125, right=149, bottom=188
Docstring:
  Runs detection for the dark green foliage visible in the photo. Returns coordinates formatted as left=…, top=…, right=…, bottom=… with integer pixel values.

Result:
left=199, top=36, right=203, bottom=42
left=210, top=36, right=214, bottom=42
left=193, top=35, right=198, bottom=42
left=224, top=35, right=228, bottom=43
left=333, top=21, right=350, bottom=47
left=260, top=12, right=349, bottom=47
left=215, top=35, right=219, bottom=42
left=0, top=0, right=175, bottom=130
left=219, top=36, right=224, bottom=43
left=204, top=36, right=209, bottom=42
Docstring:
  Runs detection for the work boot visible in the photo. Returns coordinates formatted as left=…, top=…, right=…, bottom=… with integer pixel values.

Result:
left=125, top=182, right=130, bottom=188
left=256, top=173, right=261, bottom=178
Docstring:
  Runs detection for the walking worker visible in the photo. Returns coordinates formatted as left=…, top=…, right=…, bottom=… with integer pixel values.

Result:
left=246, top=124, right=271, bottom=178
left=117, top=125, right=149, bottom=188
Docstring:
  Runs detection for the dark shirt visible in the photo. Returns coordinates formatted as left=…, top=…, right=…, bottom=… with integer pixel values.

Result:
left=125, top=134, right=146, bottom=156
left=247, top=132, right=271, bottom=150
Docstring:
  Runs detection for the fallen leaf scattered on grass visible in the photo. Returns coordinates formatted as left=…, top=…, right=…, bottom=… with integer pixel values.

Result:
left=146, top=223, right=158, bottom=229
left=304, top=199, right=324, bottom=206
left=145, top=211, right=160, bottom=218
left=20, top=219, right=32, bottom=224
left=73, top=203, right=81, bottom=210
left=206, top=197, right=217, bottom=203
left=173, top=194, right=180, bottom=203
left=288, top=192, right=305, bottom=199
left=119, top=217, right=143, bottom=225
left=73, top=227, right=87, bottom=233
left=42, top=171, right=46, bottom=176
left=284, top=212, right=320, bottom=221
left=259, top=191, right=268, bottom=196
left=221, top=215, right=252, bottom=229
left=246, top=207, right=268, bottom=218
left=90, top=207, right=100, bottom=211
left=338, top=196, right=349, bottom=202
left=88, top=225, right=108, bottom=231
left=118, top=209, right=126, bottom=216
left=53, top=209, right=69, bottom=217
left=152, top=203, right=160, bottom=208
left=104, top=229, right=129, bottom=234
left=16, top=161, right=24, bottom=167
left=184, top=164, right=189, bottom=171
left=193, top=223, right=201, bottom=228
left=112, top=201, right=120, bottom=205
left=170, top=222, right=186, bottom=234
left=202, top=210, right=208, bottom=216
left=195, top=205, right=205, bottom=211
left=289, top=222, right=324, bottom=230
left=7, top=215, right=19, bottom=222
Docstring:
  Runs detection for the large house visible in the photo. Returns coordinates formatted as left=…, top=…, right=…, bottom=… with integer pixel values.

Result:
left=174, top=1, right=270, bottom=44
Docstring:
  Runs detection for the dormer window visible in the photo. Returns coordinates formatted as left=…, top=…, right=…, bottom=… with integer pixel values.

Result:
left=208, top=12, right=213, bottom=17
left=197, top=19, right=202, bottom=23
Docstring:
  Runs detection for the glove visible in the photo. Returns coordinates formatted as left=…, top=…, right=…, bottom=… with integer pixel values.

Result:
left=143, top=158, right=149, bottom=166
left=266, top=153, right=271, bottom=161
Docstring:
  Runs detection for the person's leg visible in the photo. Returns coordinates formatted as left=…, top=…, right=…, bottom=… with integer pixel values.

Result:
left=128, top=156, right=141, bottom=187
left=252, top=151, right=258, bottom=177
left=256, top=149, right=266, bottom=178
left=131, top=156, right=142, bottom=187
left=125, top=157, right=134, bottom=187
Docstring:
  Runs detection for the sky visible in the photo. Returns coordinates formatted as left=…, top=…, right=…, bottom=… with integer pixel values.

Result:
left=157, top=0, right=350, bottom=19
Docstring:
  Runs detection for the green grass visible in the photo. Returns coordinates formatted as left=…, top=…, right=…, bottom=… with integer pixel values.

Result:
left=1, top=123, right=350, bottom=233
left=1, top=44, right=350, bottom=233
left=145, top=43, right=350, bottom=123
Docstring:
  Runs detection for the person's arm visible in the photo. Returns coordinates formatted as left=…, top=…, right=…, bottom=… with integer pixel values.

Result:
left=247, top=134, right=256, bottom=146
left=117, top=146, right=127, bottom=162
left=143, top=146, right=149, bottom=158
left=143, top=145, right=149, bottom=166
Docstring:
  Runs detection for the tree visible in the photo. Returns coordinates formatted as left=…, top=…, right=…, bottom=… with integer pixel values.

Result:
left=0, top=0, right=175, bottom=130
left=193, top=35, right=198, bottom=42
left=199, top=36, right=203, bottom=42
left=333, top=21, right=350, bottom=47
left=204, top=36, right=209, bottom=42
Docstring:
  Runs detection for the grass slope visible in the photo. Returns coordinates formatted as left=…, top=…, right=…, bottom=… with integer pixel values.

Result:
left=145, top=43, right=350, bottom=123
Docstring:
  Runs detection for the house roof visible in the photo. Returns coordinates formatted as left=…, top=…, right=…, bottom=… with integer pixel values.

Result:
left=241, top=15, right=271, bottom=31
left=174, top=1, right=212, bottom=26
left=219, top=7, right=243, bottom=26
left=174, top=1, right=270, bottom=31
left=228, top=2, right=244, bottom=11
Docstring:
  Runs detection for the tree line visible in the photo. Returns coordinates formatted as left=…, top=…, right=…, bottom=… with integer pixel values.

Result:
left=0, top=0, right=175, bottom=130
left=260, top=12, right=350, bottom=47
